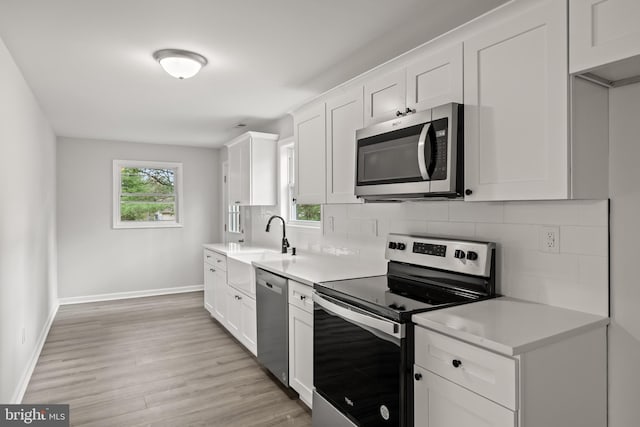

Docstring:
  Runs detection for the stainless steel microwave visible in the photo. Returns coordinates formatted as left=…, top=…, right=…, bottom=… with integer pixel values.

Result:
left=355, top=103, right=463, bottom=201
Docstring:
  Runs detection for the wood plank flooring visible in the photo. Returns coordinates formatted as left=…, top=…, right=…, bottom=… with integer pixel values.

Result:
left=24, top=292, right=311, bottom=427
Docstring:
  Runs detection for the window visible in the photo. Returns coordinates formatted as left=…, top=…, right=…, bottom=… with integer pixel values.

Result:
left=283, top=144, right=321, bottom=225
left=113, top=160, right=183, bottom=228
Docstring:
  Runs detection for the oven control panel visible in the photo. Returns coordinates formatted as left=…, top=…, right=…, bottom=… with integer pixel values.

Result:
left=385, top=234, right=495, bottom=277
left=412, top=242, right=446, bottom=257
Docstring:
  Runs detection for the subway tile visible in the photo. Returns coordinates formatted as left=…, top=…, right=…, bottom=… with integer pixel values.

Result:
left=475, top=223, right=538, bottom=250
left=347, top=203, right=364, bottom=218
left=561, top=226, right=609, bottom=256
left=323, top=204, right=348, bottom=220
left=427, top=221, right=475, bottom=238
left=388, top=220, right=428, bottom=235
left=503, top=200, right=608, bottom=226
left=360, top=202, right=406, bottom=220
left=404, top=201, right=449, bottom=221
left=577, top=255, right=609, bottom=317
left=449, top=201, right=504, bottom=223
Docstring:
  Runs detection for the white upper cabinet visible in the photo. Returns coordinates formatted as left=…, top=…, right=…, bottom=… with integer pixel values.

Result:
left=570, top=0, right=640, bottom=74
left=464, top=0, right=569, bottom=201
left=326, top=87, right=364, bottom=204
left=294, top=103, right=326, bottom=204
left=406, top=43, right=463, bottom=112
left=226, top=131, right=278, bottom=206
left=363, top=69, right=406, bottom=126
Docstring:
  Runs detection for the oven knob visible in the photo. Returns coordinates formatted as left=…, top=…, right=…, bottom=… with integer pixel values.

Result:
left=397, top=243, right=406, bottom=250
left=467, top=251, right=478, bottom=261
left=454, top=249, right=466, bottom=259
left=388, top=242, right=398, bottom=250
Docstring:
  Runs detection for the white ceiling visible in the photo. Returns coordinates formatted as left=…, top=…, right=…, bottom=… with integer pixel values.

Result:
left=0, top=0, right=507, bottom=147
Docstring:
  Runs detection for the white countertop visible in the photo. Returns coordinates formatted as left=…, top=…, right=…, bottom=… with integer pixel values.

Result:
left=203, top=242, right=274, bottom=255
left=203, top=242, right=388, bottom=286
left=412, top=297, right=609, bottom=356
left=252, top=253, right=388, bottom=286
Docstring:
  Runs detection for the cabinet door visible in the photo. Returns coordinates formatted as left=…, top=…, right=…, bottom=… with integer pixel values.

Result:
left=225, top=287, right=241, bottom=338
left=570, top=0, right=640, bottom=73
left=212, top=269, right=227, bottom=323
left=294, top=103, right=326, bottom=204
left=203, top=264, right=216, bottom=315
left=326, top=87, right=364, bottom=204
left=240, top=295, right=257, bottom=356
left=414, top=367, right=516, bottom=427
left=406, top=43, right=463, bottom=112
left=363, top=69, right=406, bottom=126
left=464, top=0, right=568, bottom=201
left=288, top=304, right=313, bottom=408
left=227, top=137, right=251, bottom=205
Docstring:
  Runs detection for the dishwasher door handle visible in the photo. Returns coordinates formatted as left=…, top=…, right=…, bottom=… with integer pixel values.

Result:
left=258, top=280, right=283, bottom=295
left=313, top=293, right=404, bottom=341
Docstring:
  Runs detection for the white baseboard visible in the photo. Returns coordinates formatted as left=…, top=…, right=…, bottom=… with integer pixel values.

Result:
left=58, top=284, right=204, bottom=305
left=11, top=302, right=59, bottom=404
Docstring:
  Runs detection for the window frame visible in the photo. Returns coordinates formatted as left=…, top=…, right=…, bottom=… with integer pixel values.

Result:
left=280, top=141, right=321, bottom=228
left=112, top=159, right=184, bottom=229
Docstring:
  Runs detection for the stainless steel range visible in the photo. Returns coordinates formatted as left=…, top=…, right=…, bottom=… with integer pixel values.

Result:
left=312, top=233, right=496, bottom=427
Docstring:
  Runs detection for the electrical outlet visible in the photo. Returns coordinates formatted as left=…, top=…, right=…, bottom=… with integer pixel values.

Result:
left=539, top=226, right=560, bottom=253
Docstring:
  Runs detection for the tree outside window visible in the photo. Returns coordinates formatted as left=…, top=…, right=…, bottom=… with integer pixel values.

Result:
left=113, top=160, right=183, bottom=228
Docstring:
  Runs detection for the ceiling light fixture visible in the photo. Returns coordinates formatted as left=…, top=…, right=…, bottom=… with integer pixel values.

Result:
left=153, top=49, right=208, bottom=79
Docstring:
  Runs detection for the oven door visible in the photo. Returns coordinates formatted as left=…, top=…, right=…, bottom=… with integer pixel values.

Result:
left=313, top=292, right=406, bottom=427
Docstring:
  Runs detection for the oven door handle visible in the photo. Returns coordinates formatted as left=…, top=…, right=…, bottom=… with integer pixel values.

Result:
left=313, top=293, right=404, bottom=341
left=417, top=122, right=432, bottom=180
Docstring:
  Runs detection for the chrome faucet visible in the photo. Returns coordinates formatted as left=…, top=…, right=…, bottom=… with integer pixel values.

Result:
left=265, top=215, right=290, bottom=253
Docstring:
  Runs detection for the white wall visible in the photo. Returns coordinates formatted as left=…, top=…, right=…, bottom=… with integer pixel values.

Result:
left=57, top=137, right=219, bottom=299
left=249, top=199, right=609, bottom=316
left=608, top=82, right=640, bottom=427
left=0, top=37, right=58, bottom=402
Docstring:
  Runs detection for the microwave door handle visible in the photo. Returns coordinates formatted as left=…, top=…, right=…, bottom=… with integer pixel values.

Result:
left=417, top=123, right=432, bottom=180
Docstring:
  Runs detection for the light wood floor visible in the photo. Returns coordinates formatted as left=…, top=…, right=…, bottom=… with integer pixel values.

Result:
left=24, top=291, right=311, bottom=427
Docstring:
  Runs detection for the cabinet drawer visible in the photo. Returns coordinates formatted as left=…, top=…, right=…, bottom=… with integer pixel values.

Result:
left=288, top=280, right=313, bottom=313
left=204, top=250, right=227, bottom=271
left=415, top=328, right=518, bottom=410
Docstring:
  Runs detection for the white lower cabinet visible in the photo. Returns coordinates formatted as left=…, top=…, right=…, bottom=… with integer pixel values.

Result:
left=288, top=280, right=314, bottom=408
left=212, top=269, right=227, bottom=323
left=203, top=263, right=215, bottom=315
left=240, top=295, right=257, bottom=354
left=414, top=368, right=515, bottom=427
left=414, top=326, right=607, bottom=427
left=204, top=249, right=227, bottom=323
left=226, top=285, right=257, bottom=356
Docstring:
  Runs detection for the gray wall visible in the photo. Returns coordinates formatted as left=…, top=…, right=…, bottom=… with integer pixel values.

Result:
left=609, top=82, right=640, bottom=427
left=57, top=137, right=220, bottom=299
left=0, top=37, right=57, bottom=402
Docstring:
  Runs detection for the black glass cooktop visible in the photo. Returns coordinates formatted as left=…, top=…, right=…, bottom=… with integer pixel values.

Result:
left=315, top=273, right=482, bottom=322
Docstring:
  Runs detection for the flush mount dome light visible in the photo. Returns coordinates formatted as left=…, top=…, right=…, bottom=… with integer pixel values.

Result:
left=153, top=49, right=208, bottom=79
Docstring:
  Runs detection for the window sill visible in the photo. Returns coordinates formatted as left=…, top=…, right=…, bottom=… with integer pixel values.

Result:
left=113, top=222, right=184, bottom=229
left=287, top=221, right=321, bottom=231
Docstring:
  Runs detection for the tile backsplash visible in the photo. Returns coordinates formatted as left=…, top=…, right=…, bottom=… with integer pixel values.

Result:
left=248, top=200, right=609, bottom=316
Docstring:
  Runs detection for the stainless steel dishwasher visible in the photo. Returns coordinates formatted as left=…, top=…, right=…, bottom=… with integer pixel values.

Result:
left=256, top=268, right=289, bottom=386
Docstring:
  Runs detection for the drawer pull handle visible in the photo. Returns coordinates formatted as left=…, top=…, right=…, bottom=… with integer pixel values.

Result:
left=206, top=255, right=211, bottom=258
left=217, top=260, right=222, bottom=263
left=414, top=373, right=422, bottom=381
left=300, top=295, right=306, bottom=300
left=452, top=359, right=462, bottom=368
left=209, top=268, right=215, bottom=273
